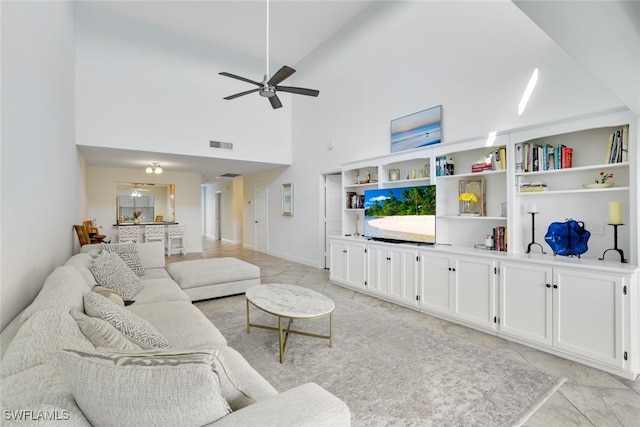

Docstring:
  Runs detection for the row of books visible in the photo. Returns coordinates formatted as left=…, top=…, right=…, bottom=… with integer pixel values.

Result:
left=605, top=125, right=629, bottom=163
left=492, top=226, right=507, bottom=252
left=346, top=192, right=364, bottom=209
left=435, top=156, right=455, bottom=176
left=514, top=142, right=573, bottom=173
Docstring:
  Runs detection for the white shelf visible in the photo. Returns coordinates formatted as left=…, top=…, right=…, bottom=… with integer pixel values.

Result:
left=436, top=169, right=506, bottom=180
left=515, top=162, right=629, bottom=177
left=438, top=215, right=507, bottom=221
left=517, top=186, right=630, bottom=196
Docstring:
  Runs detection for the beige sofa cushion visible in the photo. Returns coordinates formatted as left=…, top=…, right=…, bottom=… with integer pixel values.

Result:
left=1, top=309, right=94, bottom=378
left=130, top=278, right=190, bottom=305
left=0, top=362, right=91, bottom=426
left=127, top=301, right=227, bottom=348
left=56, top=349, right=231, bottom=427
left=83, top=293, right=169, bottom=349
left=19, top=266, right=91, bottom=325
left=136, top=241, right=165, bottom=269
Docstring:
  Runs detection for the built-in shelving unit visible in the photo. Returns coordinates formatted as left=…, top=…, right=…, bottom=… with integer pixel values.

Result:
left=330, top=108, right=639, bottom=380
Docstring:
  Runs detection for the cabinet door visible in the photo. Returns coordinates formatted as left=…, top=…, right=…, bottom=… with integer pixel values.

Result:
left=345, top=241, right=367, bottom=289
left=418, top=252, right=453, bottom=315
left=553, top=268, right=624, bottom=368
left=499, top=262, right=553, bottom=345
left=454, top=256, right=496, bottom=331
left=390, top=247, right=418, bottom=306
left=366, top=244, right=389, bottom=295
left=329, top=240, right=347, bottom=284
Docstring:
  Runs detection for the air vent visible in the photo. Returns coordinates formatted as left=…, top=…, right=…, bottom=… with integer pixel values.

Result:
left=210, top=140, right=233, bottom=150
left=219, top=173, right=242, bottom=178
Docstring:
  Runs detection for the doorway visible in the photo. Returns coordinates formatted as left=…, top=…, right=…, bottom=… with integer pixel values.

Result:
left=254, top=183, right=268, bottom=253
left=323, top=173, right=342, bottom=269
left=215, top=191, right=222, bottom=241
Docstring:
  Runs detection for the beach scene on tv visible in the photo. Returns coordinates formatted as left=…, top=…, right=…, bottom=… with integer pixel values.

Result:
left=364, top=186, right=436, bottom=244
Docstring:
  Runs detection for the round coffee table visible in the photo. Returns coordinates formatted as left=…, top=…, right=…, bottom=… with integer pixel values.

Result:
left=245, top=283, right=335, bottom=363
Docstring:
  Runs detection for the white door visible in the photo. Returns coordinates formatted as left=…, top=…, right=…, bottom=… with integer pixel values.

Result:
left=324, top=173, right=342, bottom=268
left=454, top=256, right=496, bottom=331
left=419, top=252, right=453, bottom=315
left=254, top=183, right=268, bottom=253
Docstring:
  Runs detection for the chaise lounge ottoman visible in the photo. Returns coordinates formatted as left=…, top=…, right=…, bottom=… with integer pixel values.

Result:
left=166, top=257, right=261, bottom=301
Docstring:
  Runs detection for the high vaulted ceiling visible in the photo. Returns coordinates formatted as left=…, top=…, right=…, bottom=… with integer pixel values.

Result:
left=82, top=0, right=376, bottom=67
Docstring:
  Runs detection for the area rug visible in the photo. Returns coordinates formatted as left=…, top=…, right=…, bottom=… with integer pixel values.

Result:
left=198, top=291, right=565, bottom=426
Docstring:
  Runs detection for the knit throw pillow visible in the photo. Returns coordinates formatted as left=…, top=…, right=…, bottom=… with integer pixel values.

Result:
left=90, top=251, right=143, bottom=301
left=101, top=241, right=145, bottom=276
left=83, top=292, right=168, bottom=349
left=56, top=348, right=231, bottom=427
left=71, top=308, right=142, bottom=351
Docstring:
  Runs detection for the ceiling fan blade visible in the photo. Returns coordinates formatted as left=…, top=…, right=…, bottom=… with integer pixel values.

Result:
left=223, top=88, right=260, bottom=100
left=219, top=72, right=262, bottom=86
left=276, top=86, right=320, bottom=97
left=269, top=95, right=283, bottom=109
left=267, top=66, right=296, bottom=86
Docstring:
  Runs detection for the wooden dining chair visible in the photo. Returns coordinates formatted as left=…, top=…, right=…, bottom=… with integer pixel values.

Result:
left=74, top=225, right=93, bottom=246
left=83, top=220, right=107, bottom=243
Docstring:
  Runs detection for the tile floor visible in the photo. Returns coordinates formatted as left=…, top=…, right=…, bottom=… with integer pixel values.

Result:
left=166, top=238, right=640, bottom=426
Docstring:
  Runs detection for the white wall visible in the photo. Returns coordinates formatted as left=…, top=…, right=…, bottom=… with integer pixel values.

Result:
left=250, top=0, right=624, bottom=268
left=1, top=1, right=79, bottom=330
left=74, top=3, right=292, bottom=167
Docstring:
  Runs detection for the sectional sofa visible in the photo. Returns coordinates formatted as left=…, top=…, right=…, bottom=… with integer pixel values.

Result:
left=0, top=241, right=350, bottom=426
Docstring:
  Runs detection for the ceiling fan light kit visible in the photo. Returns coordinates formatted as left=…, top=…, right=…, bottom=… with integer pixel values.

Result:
left=219, top=0, right=319, bottom=109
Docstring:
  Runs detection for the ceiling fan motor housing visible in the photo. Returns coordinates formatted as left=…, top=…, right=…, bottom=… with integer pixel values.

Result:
left=260, top=75, right=276, bottom=97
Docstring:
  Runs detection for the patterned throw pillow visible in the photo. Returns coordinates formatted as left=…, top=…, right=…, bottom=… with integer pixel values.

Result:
left=92, top=286, right=125, bottom=307
left=83, top=292, right=169, bottom=349
left=56, top=348, right=231, bottom=427
left=101, top=241, right=145, bottom=276
left=70, top=308, right=142, bottom=351
left=90, top=252, right=143, bottom=301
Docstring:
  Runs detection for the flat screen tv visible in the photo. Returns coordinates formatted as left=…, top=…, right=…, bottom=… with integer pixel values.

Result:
left=364, top=185, right=436, bottom=244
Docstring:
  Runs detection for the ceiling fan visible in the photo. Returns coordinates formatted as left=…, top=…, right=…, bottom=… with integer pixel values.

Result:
left=219, top=0, right=319, bottom=109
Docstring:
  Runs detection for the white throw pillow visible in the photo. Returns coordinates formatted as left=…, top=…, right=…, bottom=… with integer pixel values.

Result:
left=83, top=292, right=169, bottom=349
left=101, top=241, right=145, bottom=276
left=211, top=350, right=256, bottom=410
left=56, top=348, right=231, bottom=427
left=92, top=286, right=125, bottom=307
left=90, top=251, right=143, bottom=301
left=70, top=308, right=142, bottom=351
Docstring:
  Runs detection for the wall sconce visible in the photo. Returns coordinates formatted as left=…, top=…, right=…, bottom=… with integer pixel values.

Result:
left=146, top=162, right=163, bottom=174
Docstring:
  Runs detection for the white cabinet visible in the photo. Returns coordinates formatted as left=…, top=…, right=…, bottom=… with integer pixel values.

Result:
left=329, top=239, right=366, bottom=290
left=418, top=252, right=453, bottom=316
left=419, top=251, right=497, bottom=331
left=500, top=261, right=628, bottom=370
left=553, top=268, right=625, bottom=368
left=452, top=256, right=497, bottom=331
left=366, top=243, right=418, bottom=306
left=499, top=262, right=553, bottom=345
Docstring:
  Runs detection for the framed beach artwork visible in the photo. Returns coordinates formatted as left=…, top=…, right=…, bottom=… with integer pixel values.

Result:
left=390, top=105, right=442, bottom=153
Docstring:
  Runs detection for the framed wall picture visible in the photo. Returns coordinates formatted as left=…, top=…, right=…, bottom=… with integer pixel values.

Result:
left=458, top=177, right=486, bottom=216
left=155, top=215, right=163, bottom=222
left=390, top=105, right=442, bottom=153
left=282, top=183, right=293, bottom=216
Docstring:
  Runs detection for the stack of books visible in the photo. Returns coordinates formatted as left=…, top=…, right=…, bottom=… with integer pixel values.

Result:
left=492, top=226, right=507, bottom=252
left=519, top=182, right=548, bottom=193
left=515, top=143, right=572, bottom=172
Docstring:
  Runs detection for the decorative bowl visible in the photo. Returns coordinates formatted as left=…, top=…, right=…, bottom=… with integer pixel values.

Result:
left=583, top=183, right=613, bottom=189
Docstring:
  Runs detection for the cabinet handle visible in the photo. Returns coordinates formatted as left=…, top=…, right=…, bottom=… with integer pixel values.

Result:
left=553, top=284, right=558, bottom=289
left=387, top=257, right=391, bottom=261
left=546, top=284, right=551, bottom=288
left=343, top=250, right=347, bottom=253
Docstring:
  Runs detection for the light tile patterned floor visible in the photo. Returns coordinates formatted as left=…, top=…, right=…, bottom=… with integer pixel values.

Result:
left=167, top=238, right=640, bottom=426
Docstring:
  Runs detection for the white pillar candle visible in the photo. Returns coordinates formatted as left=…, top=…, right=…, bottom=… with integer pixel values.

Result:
left=529, top=203, right=538, bottom=213
left=609, top=201, right=623, bottom=224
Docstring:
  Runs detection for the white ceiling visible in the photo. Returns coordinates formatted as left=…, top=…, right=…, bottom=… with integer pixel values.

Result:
left=78, top=0, right=376, bottom=181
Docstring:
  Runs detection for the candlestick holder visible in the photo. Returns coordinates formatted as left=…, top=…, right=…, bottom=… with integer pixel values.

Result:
left=526, top=212, right=546, bottom=254
left=599, top=224, right=628, bottom=263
